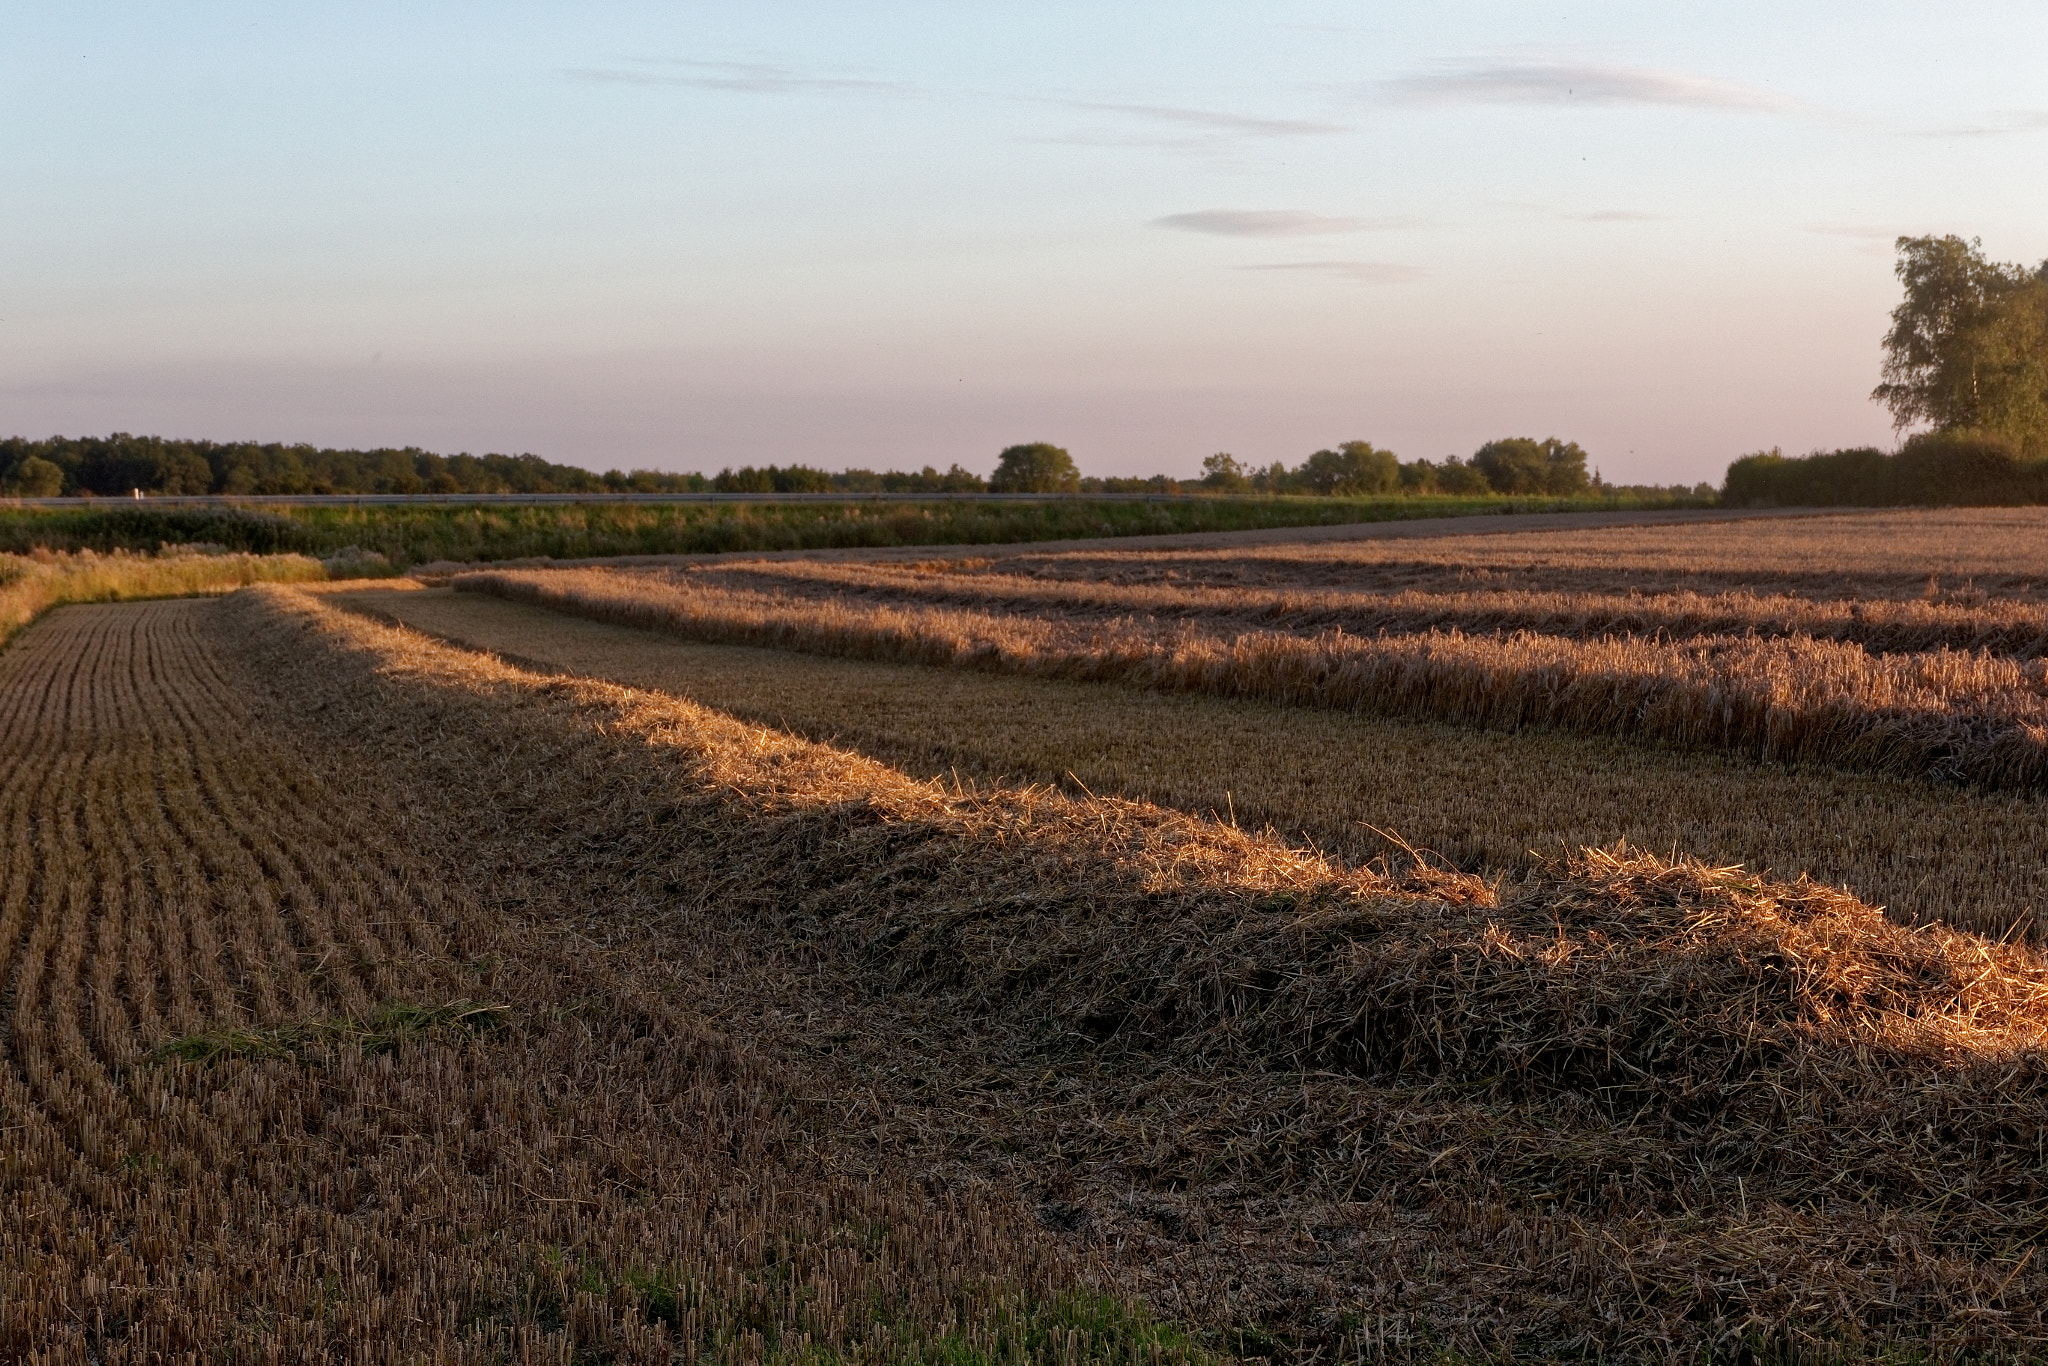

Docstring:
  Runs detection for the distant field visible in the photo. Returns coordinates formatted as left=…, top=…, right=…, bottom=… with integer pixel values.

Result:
left=14, top=511, right=2048, bottom=1359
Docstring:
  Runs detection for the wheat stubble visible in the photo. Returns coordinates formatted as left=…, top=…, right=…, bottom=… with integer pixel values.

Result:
left=0, top=600, right=1102, bottom=1363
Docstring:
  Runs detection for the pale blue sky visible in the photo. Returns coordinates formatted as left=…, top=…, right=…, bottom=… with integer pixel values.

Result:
left=5, top=3, right=2045, bottom=482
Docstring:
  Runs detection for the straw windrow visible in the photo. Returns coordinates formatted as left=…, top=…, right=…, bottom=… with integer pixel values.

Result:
left=211, top=583, right=2048, bottom=1355
left=457, top=564, right=2048, bottom=789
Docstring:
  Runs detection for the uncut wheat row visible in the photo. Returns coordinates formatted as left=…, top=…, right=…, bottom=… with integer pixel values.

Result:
left=457, top=565, right=2048, bottom=789
left=0, top=547, right=324, bottom=651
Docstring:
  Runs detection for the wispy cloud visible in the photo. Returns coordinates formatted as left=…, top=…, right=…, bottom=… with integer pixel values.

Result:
left=1077, top=102, right=1349, bottom=139
left=562, top=60, right=905, bottom=96
left=1240, top=261, right=1424, bottom=284
left=1031, top=100, right=1350, bottom=154
left=1564, top=209, right=1661, bottom=222
left=1913, top=109, right=2048, bottom=138
left=1383, top=58, right=1808, bottom=114
left=1151, top=209, right=1421, bottom=237
left=1806, top=222, right=1904, bottom=256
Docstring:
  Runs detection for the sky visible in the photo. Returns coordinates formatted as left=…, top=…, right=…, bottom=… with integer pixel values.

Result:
left=4, top=3, right=2047, bottom=485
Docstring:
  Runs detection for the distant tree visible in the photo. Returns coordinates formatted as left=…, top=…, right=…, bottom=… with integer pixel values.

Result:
left=1471, top=437, right=1590, bottom=494
left=1398, top=455, right=1490, bottom=495
left=4, top=455, right=64, bottom=497
left=1873, top=236, right=2048, bottom=455
left=603, top=467, right=709, bottom=493
left=712, top=464, right=834, bottom=493
left=989, top=443, right=1080, bottom=493
left=1080, top=474, right=1179, bottom=493
left=1297, top=441, right=1400, bottom=496
left=1248, top=460, right=1292, bottom=494
left=712, top=466, right=772, bottom=493
left=1201, top=452, right=1250, bottom=492
left=872, top=464, right=987, bottom=494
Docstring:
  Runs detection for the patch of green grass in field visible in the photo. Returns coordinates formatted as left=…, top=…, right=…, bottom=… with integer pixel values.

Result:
left=148, top=1000, right=508, bottom=1064
left=580, top=1262, right=1218, bottom=1366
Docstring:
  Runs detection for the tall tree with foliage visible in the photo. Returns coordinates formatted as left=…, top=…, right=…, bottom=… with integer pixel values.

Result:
left=1873, top=235, right=2048, bottom=456
left=1471, top=437, right=1590, bottom=494
left=1296, top=441, right=1400, bottom=495
left=989, top=443, right=1081, bottom=493
left=1200, top=452, right=1249, bottom=492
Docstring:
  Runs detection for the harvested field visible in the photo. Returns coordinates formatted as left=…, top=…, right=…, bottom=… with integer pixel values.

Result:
left=13, top=584, right=2048, bottom=1359
left=0, top=598, right=1161, bottom=1363
left=960, top=508, right=2048, bottom=598
left=338, top=587, right=2048, bottom=940
left=702, top=558, right=2048, bottom=656
left=457, top=546, right=2048, bottom=790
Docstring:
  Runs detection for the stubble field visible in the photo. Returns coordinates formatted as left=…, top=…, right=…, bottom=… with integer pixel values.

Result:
left=13, top=509, right=2048, bottom=1361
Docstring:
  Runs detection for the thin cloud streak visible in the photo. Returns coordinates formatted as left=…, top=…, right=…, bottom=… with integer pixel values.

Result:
left=1152, top=209, right=1422, bottom=237
left=1383, top=58, right=1809, bottom=114
left=1565, top=209, right=1661, bottom=222
left=1076, top=101, right=1350, bottom=138
left=1240, top=261, right=1424, bottom=284
left=562, top=60, right=905, bottom=96
left=1806, top=222, right=1898, bottom=240
left=1807, top=222, right=1906, bottom=256
left=1913, top=109, right=2048, bottom=138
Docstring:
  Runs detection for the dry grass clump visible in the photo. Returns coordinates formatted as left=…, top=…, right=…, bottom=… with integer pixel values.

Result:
left=0, top=599, right=1173, bottom=1364
left=338, top=586, right=2048, bottom=940
left=0, top=545, right=323, bottom=651
left=458, top=564, right=2048, bottom=789
left=195, top=584, right=2048, bottom=1355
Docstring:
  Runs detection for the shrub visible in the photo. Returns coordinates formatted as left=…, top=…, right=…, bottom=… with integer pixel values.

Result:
left=1722, top=434, right=2041, bottom=507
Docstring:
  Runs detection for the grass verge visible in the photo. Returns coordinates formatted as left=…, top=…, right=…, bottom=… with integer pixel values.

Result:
left=0, top=494, right=1710, bottom=566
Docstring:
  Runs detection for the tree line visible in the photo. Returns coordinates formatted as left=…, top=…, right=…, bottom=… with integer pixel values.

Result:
left=1725, top=235, right=2048, bottom=507
left=0, top=435, right=668, bottom=499
left=11, top=235, right=2041, bottom=510
left=3, top=432, right=1689, bottom=501
left=1196, top=437, right=1597, bottom=497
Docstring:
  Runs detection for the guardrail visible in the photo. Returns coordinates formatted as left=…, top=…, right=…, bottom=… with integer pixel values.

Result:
left=0, top=491, right=1211, bottom=509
